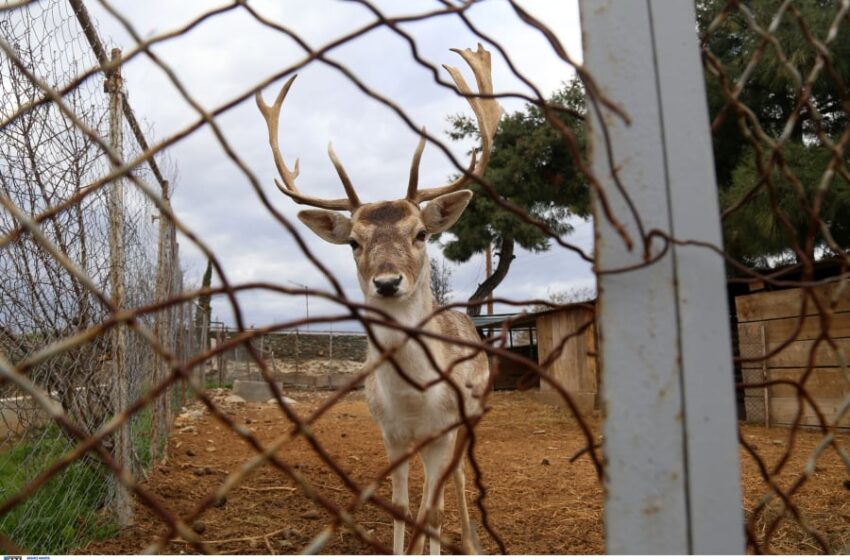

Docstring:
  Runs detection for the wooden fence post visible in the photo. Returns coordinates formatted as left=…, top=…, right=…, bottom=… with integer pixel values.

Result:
left=105, top=46, right=133, bottom=527
left=150, top=183, right=171, bottom=463
left=580, top=1, right=744, bottom=553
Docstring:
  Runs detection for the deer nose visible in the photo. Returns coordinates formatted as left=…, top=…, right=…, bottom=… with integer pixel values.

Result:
left=373, top=275, right=402, bottom=297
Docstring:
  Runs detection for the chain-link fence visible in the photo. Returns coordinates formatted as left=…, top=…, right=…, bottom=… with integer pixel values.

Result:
left=0, top=0, right=190, bottom=552
left=0, top=0, right=848, bottom=555
left=701, top=1, right=850, bottom=553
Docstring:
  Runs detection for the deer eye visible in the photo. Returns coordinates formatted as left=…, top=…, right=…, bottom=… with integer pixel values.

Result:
left=415, top=230, right=428, bottom=242
left=348, top=239, right=360, bottom=250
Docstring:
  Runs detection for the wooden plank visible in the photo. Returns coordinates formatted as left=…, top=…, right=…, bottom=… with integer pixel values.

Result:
left=761, top=312, right=850, bottom=343
left=735, top=284, right=850, bottom=323
left=741, top=367, right=850, bottom=398
left=536, top=313, right=555, bottom=393
left=768, top=397, right=850, bottom=428
left=585, top=318, right=598, bottom=394
left=537, top=309, right=600, bottom=411
left=762, top=339, right=850, bottom=368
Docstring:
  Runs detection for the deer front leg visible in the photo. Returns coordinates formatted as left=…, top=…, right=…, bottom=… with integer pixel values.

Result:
left=452, top=427, right=475, bottom=552
left=411, top=435, right=453, bottom=555
left=387, top=445, right=410, bottom=555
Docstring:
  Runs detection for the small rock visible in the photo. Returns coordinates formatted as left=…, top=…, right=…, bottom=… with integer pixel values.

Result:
left=177, top=410, right=204, bottom=424
left=225, top=395, right=246, bottom=405
left=186, top=448, right=196, bottom=457
left=750, top=444, right=759, bottom=451
left=286, top=527, right=301, bottom=539
left=205, top=446, right=217, bottom=453
left=301, top=509, right=321, bottom=520
left=341, top=432, right=347, bottom=438
left=245, top=418, right=253, bottom=424
left=192, top=520, right=206, bottom=534
left=215, top=495, right=227, bottom=508
left=541, top=458, right=550, bottom=466
left=843, top=480, right=850, bottom=490
left=533, top=430, right=547, bottom=435
left=159, top=466, right=170, bottom=474
left=276, top=539, right=293, bottom=550
left=266, top=396, right=298, bottom=405
left=772, top=439, right=783, bottom=446
left=174, top=441, right=182, bottom=449
left=204, top=466, right=213, bottom=475
left=193, top=467, right=205, bottom=476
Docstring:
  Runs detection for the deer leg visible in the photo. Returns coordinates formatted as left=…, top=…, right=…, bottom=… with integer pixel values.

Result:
left=412, top=435, right=453, bottom=555
left=387, top=445, right=410, bottom=555
left=408, top=474, right=430, bottom=555
left=452, top=462, right=473, bottom=552
left=451, top=427, right=474, bottom=552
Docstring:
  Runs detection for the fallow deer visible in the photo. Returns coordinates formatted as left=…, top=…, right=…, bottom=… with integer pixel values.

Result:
left=256, top=45, right=501, bottom=555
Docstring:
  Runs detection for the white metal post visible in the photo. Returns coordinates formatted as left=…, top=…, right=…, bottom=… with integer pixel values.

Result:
left=580, top=1, right=744, bottom=554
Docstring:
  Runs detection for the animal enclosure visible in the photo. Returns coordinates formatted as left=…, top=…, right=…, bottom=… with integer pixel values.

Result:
left=1, top=0, right=849, bottom=556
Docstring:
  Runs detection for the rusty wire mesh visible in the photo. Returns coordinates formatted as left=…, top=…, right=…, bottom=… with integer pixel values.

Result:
left=700, top=0, right=850, bottom=553
left=0, top=0, right=189, bottom=552
left=0, top=0, right=848, bottom=555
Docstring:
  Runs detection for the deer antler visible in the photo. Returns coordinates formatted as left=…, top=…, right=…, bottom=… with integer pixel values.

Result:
left=256, top=75, right=360, bottom=211
left=406, top=44, right=502, bottom=204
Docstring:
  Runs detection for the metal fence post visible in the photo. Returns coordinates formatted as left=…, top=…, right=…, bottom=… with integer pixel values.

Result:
left=580, top=1, right=743, bottom=553
left=105, top=46, right=133, bottom=527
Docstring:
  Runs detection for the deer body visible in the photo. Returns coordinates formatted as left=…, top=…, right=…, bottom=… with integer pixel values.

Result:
left=256, top=45, right=500, bottom=555
left=365, top=300, right=487, bottom=555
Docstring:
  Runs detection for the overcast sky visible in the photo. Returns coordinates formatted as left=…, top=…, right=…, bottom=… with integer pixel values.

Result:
left=87, top=0, right=594, bottom=330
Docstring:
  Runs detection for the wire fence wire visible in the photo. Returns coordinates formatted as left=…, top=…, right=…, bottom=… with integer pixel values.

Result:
left=0, top=0, right=847, bottom=555
left=0, top=0, right=190, bottom=552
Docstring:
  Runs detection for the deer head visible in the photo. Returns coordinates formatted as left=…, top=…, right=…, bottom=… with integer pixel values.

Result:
left=256, top=45, right=500, bottom=302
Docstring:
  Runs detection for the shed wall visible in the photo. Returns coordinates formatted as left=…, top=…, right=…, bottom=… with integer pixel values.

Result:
left=535, top=306, right=598, bottom=414
left=736, top=283, right=850, bottom=428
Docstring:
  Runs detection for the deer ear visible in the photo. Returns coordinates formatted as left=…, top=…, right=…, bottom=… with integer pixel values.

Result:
left=421, top=190, right=473, bottom=233
left=298, top=210, right=352, bottom=244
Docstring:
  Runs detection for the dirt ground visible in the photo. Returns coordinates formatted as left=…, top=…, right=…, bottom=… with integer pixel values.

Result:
left=82, top=391, right=850, bottom=555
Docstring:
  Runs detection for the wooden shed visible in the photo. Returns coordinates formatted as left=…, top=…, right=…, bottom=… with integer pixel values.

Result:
left=534, top=304, right=598, bottom=414
left=735, top=281, right=850, bottom=428
left=473, top=304, right=598, bottom=411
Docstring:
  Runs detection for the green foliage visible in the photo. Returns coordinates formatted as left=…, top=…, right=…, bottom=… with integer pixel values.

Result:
left=439, top=79, right=590, bottom=263
left=721, top=142, right=850, bottom=266
left=205, top=379, right=233, bottom=390
left=132, top=405, right=153, bottom=470
left=0, top=426, right=117, bottom=553
left=698, top=0, right=850, bottom=265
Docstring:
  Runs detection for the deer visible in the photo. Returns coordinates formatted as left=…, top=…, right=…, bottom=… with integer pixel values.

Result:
left=256, top=45, right=501, bottom=555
